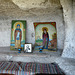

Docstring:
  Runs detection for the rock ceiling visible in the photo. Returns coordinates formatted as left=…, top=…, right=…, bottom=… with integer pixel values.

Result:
left=12, top=0, right=61, bottom=9
left=0, top=0, right=62, bottom=17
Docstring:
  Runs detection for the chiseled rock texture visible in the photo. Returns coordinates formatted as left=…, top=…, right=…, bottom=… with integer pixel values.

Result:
left=0, top=0, right=64, bottom=50
left=0, top=0, right=74, bottom=59
left=0, top=0, right=75, bottom=75
left=60, top=0, right=75, bottom=59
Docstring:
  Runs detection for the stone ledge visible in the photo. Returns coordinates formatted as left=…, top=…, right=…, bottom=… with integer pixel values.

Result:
left=0, top=47, right=62, bottom=57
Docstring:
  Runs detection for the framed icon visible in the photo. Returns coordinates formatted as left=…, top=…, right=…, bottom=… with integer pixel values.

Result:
left=10, top=20, right=26, bottom=50
left=24, top=44, right=32, bottom=52
left=34, top=22, right=57, bottom=52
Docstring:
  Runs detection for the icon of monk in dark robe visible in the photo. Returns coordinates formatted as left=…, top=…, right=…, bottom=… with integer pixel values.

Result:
left=42, top=27, right=49, bottom=49
left=14, top=24, right=22, bottom=49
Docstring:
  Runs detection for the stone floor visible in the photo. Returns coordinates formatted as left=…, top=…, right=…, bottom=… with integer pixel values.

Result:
left=0, top=47, right=75, bottom=75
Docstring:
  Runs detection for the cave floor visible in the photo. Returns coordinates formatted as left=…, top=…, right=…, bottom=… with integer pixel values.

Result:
left=0, top=47, right=74, bottom=75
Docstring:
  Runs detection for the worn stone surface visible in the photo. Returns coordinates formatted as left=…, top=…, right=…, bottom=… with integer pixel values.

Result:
left=0, top=0, right=65, bottom=50
left=60, top=0, right=75, bottom=59
left=0, top=14, right=64, bottom=49
left=12, top=0, right=61, bottom=9
left=56, top=57, right=75, bottom=75
left=0, top=47, right=75, bottom=75
left=0, top=0, right=75, bottom=59
left=0, top=0, right=74, bottom=58
left=0, top=0, right=61, bottom=17
left=0, top=0, right=74, bottom=75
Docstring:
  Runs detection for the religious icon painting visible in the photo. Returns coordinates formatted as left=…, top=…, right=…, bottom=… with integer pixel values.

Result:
left=24, top=44, right=32, bottom=53
left=10, top=20, right=26, bottom=50
left=34, top=22, right=57, bottom=52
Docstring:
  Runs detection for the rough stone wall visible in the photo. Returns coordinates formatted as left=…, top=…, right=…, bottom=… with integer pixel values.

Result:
left=0, top=13, right=64, bottom=50
left=12, top=0, right=61, bottom=9
left=0, top=0, right=65, bottom=50
left=60, top=0, right=75, bottom=58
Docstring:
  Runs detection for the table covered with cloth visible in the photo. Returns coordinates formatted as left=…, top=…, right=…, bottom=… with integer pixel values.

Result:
left=0, top=61, right=65, bottom=75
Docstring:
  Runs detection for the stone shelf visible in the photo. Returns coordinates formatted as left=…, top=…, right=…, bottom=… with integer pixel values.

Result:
left=0, top=47, right=62, bottom=57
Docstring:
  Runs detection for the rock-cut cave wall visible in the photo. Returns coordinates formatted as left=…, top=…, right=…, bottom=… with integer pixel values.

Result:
left=60, top=0, right=75, bottom=59
left=0, top=0, right=65, bottom=50
left=0, top=0, right=75, bottom=59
